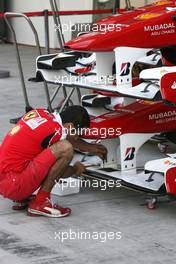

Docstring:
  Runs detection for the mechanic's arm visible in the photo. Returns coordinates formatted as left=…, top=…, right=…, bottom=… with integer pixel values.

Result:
left=69, top=137, right=108, bottom=161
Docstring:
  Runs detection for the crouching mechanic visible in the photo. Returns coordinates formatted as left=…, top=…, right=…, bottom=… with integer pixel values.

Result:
left=0, top=106, right=107, bottom=218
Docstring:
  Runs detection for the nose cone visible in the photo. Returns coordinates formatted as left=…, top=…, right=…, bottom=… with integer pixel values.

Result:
left=64, top=28, right=125, bottom=52
left=64, top=32, right=102, bottom=52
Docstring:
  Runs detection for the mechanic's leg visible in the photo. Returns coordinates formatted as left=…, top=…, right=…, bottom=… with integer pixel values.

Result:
left=40, top=140, right=74, bottom=192
left=13, top=140, right=73, bottom=211
left=28, top=140, right=74, bottom=217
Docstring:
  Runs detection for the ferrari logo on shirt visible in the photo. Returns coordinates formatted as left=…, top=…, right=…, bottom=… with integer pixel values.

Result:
left=23, top=110, right=40, bottom=121
left=10, top=125, right=21, bottom=136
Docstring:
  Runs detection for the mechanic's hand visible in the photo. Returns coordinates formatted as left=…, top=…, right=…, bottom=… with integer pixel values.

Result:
left=90, top=144, right=108, bottom=162
left=73, top=162, right=86, bottom=176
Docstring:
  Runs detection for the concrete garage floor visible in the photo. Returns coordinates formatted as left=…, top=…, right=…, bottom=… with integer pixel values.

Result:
left=0, top=43, right=176, bottom=264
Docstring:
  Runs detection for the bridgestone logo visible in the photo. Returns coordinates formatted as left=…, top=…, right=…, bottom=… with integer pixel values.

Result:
left=144, top=23, right=175, bottom=31
left=149, top=111, right=176, bottom=120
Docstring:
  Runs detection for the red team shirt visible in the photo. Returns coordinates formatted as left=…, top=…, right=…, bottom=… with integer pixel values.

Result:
left=0, top=109, right=65, bottom=175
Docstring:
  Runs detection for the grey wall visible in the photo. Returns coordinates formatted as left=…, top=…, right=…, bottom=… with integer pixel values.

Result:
left=93, top=0, right=115, bottom=22
left=4, top=0, right=93, bottom=47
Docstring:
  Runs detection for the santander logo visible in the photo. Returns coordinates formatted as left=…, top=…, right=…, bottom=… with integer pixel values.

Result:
left=171, top=81, right=176, bottom=90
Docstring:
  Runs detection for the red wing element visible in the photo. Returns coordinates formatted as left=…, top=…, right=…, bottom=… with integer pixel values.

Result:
left=165, top=167, right=176, bottom=195
left=160, top=72, right=176, bottom=103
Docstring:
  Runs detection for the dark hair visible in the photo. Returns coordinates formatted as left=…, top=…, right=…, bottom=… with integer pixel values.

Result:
left=161, top=45, right=176, bottom=65
left=60, top=105, right=90, bottom=129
